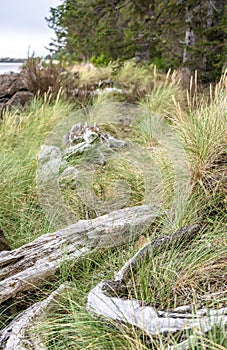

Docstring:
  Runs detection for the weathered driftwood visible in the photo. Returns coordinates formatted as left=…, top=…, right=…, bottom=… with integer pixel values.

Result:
left=87, top=225, right=227, bottom=347
left=102, top=224, right=200, bottom=295
left=0, top=283, right=68, bottom=350
left=0, top=205, right=157, bottom=305
left=87, top=282, right=227, bottom=335
left=169, top=335, right=199, bottom=350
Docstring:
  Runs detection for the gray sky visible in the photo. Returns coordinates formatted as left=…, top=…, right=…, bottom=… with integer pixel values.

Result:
left=0, top=0, right=61, bottom=58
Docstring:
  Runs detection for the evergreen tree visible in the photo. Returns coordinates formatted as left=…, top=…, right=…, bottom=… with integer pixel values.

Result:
left=46, top=0, right=227, bottom=81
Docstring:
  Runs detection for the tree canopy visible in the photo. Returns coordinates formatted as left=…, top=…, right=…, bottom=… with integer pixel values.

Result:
left=46, top=0, right=227, bottom=82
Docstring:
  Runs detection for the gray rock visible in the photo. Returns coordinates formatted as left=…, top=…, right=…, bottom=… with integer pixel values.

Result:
left=0, top=73, right=33, bottom=117
left=0, top=73, right=27, bottom=99
left=6, top=91, right=33, bottom=108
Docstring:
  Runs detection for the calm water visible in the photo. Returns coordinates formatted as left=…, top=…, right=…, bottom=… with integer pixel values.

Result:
left=0, top=62, right=23, bottom=74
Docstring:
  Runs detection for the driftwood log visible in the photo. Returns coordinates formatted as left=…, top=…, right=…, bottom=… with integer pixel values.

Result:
left=87, top=225, right=227, bottom=349
left=0, top=283, right=68, bottom=350
left=1, top=223, right=226, bottom=350
left=0, top=205, right=157, bottom=305
left=87, top=282, right=227, bottom=334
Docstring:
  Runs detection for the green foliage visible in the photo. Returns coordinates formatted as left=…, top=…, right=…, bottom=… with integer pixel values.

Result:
left=151, top=57, right=169, bottom=70
left=90, top=53, right=111, bottom=66
left=46, top=0, right=226, bottom=82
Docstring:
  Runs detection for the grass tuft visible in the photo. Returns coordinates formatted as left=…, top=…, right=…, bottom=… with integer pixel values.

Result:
left=0, top=94, right=74, bottom=248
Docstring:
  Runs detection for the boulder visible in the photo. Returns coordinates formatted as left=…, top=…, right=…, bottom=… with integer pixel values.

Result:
left=6, top=91, right=34, bottom=108
left=0, top=73, right=33, bottom=117
left=0, top=73, right=27, bottom=99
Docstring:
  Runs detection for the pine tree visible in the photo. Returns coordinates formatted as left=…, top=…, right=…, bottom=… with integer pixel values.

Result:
left=46, top=0, right=226, bottom=81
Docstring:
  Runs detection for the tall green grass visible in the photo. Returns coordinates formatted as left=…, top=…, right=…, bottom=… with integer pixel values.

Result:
left=0, top=92, right=74, bottom=248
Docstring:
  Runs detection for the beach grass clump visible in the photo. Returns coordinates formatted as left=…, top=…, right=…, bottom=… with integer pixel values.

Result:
left=172, top=70, right=227, bottom=196
left=0, top=92, right=74, bottom=248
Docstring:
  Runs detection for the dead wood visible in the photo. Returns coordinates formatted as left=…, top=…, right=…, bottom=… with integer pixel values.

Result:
left=86, top=225, right=227, bottom=346
left=0, top=283, right=68, bottom=350
left=0, top=205, right=157, bottom=305
left=87, top=282, right=227, bottom=336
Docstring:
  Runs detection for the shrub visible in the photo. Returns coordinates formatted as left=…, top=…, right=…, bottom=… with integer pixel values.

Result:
left=22, top=56, right=78, bottom=100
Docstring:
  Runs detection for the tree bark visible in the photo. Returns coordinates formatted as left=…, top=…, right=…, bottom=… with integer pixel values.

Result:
left=183, top=4, right=196, bottom=67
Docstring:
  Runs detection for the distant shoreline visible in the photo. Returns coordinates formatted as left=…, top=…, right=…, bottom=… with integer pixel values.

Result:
left=0, top=58, right=26, bottom=63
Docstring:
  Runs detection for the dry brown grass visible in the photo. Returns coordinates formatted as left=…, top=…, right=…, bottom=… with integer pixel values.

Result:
left=22, top=56, right=78, bottom=101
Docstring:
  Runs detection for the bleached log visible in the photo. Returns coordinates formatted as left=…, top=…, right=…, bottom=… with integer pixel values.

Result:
left=87, top=224, right=227, bottom=342
left=0, top=205, right=157, bottom=304
left=0, top=283, right=68, bottom=350
left=87, top=282, right=227, bottom=335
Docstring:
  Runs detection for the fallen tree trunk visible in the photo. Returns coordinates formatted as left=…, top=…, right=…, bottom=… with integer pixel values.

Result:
left=87, top=225, right=227, bottom=348
left=2, top=224, right=225, bottom=350
left=0, top=283, right=68, bottom=350
left=0, top=205, right=157, bottom=305
left=87, top=281, right=227, bottom=335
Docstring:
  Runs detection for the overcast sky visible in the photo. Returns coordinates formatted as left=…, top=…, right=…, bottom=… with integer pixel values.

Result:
left=0, top=0, right=62, bottom=58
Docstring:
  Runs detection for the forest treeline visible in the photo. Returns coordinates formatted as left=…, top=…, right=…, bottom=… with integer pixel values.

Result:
left=47, top=0, right=226, bottom=82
